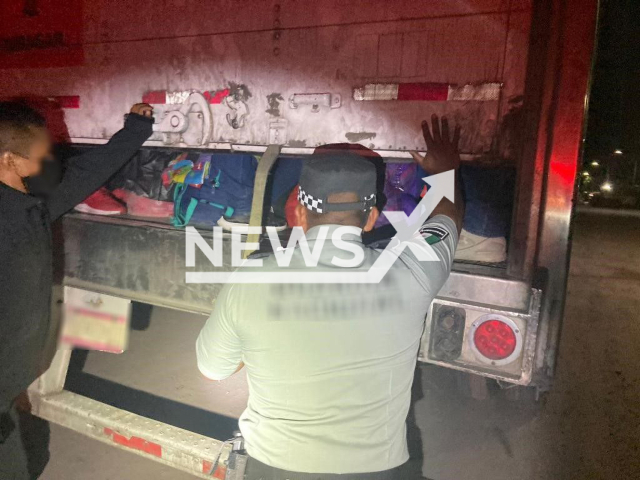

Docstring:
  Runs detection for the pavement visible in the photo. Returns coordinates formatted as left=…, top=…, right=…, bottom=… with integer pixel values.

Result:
left=39, top=208, right=640, bottom=480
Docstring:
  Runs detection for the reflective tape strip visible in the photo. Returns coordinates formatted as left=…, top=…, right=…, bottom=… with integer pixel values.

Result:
left=353, top=83, right=399, bottom=101
left=397, top=82, right=449, bottom=101
left=166, top=90, right=191, bottom=105
left=447, top=83, right=501, bottom=101
left=142, top=90, right=190, bottom=105
left=143, top=89, right=230, bottom=105
left=104, top=428, right=162, bottom=457
left=202, top=460, right=227, bottom=478
left=30, top=390, right=231, bottom=479
left=354, top=82, right=501, bottom=101
left=142, top=90, right=167, bottom=104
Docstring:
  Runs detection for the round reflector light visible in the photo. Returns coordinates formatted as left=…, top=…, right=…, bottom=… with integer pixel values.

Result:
left=473, top=319, right=517, bottom=360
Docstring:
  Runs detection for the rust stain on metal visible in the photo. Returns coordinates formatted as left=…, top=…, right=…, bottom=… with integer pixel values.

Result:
left=228, top=82, right=251, bottom=101
left=345, top=132, right=377, bottom=143
left=265, top=93, right=283, bottom=116
left=226, top=82, right=251, bottom=129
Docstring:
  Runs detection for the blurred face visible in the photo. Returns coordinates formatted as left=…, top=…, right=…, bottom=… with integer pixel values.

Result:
left=7, top=127, right=52, bottom=178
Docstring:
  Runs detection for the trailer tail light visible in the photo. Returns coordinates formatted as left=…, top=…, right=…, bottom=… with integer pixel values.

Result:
left=473, top=320, right=516, bottom=360
left=421, top=300, right=537, bottom=384
left=429, top=305, right=465, bottom=362
left=469, top=315, right=523, bottom=366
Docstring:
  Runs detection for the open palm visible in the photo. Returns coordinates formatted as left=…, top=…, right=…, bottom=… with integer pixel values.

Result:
left=411, top=114, right=461, bottom=174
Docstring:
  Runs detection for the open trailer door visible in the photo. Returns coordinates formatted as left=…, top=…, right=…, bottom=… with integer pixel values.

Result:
left=0, top=0, right=598, bottom=476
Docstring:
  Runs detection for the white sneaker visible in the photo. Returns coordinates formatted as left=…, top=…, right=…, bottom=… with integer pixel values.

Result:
left=454, top=229, right=507, bottom=263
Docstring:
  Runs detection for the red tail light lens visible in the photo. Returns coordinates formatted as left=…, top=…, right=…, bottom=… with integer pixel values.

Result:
left=473, top=319, right=516, bottom=360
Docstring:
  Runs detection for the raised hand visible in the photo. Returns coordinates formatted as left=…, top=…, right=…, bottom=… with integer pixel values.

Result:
left=410, top=114, right=461, bottom=174
left=130, top=103, right=154, bottom=118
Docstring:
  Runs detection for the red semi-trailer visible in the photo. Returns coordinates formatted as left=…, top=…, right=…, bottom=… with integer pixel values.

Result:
left=1, top=0, right=597, bottom=477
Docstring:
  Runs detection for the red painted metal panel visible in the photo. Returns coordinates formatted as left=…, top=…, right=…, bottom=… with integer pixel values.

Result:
left=49, top=95, right=80, bottom=109
left=0, top=0, right=84, bottom=68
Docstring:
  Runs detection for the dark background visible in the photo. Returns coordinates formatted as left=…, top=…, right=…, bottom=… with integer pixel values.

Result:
left=584, top=0, right=640, bottom=160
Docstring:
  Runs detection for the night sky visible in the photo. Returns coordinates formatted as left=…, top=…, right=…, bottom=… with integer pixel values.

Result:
left=584, top=0, right=640, bottom=160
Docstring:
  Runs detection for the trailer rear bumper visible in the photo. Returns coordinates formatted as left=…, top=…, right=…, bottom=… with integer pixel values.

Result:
left=60, top=213, right=533, bottom=314
left=29, top=350, right=231, bottom=479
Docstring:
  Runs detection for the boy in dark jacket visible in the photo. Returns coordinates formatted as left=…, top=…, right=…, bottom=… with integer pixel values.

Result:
left=0, top=101, right=153, bottom=479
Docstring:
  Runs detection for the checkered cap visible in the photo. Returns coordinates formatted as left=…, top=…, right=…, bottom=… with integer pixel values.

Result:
left=298, top=151, right=377, bottom=213
left=298, top=187, right=324, bottom=213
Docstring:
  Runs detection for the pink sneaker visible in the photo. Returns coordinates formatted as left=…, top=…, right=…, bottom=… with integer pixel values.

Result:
left=74, top=187, right=126, bottom=215
left=112, top=189, right=174, bottom=218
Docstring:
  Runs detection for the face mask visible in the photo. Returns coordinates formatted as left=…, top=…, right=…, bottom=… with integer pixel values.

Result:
left=25, top=157, right=62, bottom=197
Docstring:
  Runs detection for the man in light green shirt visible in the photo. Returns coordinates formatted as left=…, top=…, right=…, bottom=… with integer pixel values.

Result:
left=196, top=116, right=464, bottom=479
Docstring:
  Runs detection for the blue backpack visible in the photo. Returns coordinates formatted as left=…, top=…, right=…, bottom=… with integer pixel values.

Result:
left=171, top=154, right=257, bottom=228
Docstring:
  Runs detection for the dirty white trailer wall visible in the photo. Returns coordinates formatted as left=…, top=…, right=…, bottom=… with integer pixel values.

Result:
left=2, top=0, right=530, bottom=154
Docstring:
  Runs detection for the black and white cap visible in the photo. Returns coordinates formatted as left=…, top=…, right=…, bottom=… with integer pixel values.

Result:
left=298, top=152, right=377, bottom=213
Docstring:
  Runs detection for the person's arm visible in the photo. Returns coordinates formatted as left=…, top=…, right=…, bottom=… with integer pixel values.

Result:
left=46, top=104, right=154, bottom=221
left=195, top=284, right=244, bottom=381
left=411, top=114, right=465, bottom=234
left=395, top=115, right=465, bottom=295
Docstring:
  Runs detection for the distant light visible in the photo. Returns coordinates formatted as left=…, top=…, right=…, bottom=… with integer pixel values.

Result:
left=614, top=149, right=623, bottom=155
left=601, top=182, right=613, bottom=192
left=590, top=161, right=599, bottom=166
left=588, top=193, right=595, bottom=197
left=582, top=171, right=590, bottom=176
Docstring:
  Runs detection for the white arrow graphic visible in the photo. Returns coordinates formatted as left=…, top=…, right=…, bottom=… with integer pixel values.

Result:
left=384, top=170, right=455, bottom=243
left=186, top=169, right=455, bottom=284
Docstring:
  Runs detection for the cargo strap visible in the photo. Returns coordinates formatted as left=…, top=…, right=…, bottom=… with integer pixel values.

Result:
left=243, top=144, right=282, bottom=258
